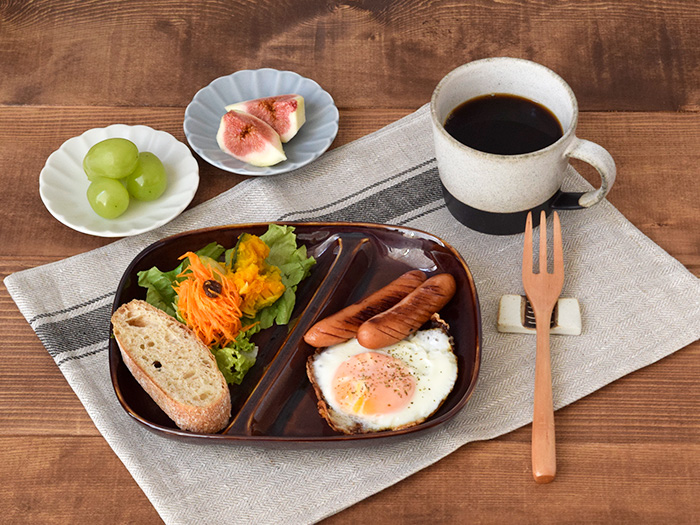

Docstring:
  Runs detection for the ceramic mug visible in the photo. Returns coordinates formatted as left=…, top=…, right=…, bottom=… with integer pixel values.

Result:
left=430, top=57, right=616, bottom=235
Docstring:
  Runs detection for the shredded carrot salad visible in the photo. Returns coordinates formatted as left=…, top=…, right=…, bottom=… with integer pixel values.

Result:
left=172, top=236, right=287, bottom=349
left=173, top=252, right=251, bottom=348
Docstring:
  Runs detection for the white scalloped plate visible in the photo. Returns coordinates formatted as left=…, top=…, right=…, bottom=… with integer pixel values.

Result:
left=184, top=69, right=339, bottom=175
left=39, top=125, right=199, bottom=237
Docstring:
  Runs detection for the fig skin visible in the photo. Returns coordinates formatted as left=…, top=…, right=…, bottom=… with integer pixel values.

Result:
left=225, top=94, right=305, bottom=143
left=216, top=110, right=286, bottom=167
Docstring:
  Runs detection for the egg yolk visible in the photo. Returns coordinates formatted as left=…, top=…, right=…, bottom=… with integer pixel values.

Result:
left=332, top=351, right=416, bottom=416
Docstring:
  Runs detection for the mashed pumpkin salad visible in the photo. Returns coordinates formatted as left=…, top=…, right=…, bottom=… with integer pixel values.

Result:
left=137, top=224, right=316, bottom=384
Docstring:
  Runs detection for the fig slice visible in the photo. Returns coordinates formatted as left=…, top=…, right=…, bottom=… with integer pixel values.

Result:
left=225, top=94, right=305, bottom=143
left=216, top=110, right=287, bottom=167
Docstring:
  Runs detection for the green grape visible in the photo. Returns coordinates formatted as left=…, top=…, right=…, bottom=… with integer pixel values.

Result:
left=125, top=152, right=167, bottom=201
left=83, top=138, right=139, bottom=180
left=86, top=177, right=130, bottom=219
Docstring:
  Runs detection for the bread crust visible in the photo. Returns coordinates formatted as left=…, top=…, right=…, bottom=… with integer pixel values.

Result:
left=111, top=300, right=231, bottom=433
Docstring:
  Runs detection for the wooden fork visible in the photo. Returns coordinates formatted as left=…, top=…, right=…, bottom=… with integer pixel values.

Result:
left=522, top=210, right=564, bottom=484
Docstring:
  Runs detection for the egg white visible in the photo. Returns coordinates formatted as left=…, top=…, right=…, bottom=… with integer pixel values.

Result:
left=309, top=327, right=458, bottom=433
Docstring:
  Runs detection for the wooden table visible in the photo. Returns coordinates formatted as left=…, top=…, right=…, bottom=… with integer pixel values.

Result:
left=1, top=1, right=698, bottom=523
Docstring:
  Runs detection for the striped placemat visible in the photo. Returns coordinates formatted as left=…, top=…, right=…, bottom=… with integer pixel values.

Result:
left=6, top=105, right=700, bottom=524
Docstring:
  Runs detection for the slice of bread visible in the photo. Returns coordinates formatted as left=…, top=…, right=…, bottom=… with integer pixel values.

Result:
left=111, top=299, right=231, bottom=433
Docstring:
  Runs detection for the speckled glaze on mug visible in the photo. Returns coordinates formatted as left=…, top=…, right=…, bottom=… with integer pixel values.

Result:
left=430, top=57, right=616, bottom=235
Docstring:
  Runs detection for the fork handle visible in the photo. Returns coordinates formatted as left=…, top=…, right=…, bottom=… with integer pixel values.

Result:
left=532, top=313, right=556, bottom=483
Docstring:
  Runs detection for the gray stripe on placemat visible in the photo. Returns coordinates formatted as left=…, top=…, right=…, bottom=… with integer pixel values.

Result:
left=295, top=167, right=442, bottom=223
left=396, top=202, right=446, bottom=225
left=278, top=158, right=440, bottom=222
left=27, top=291, right=116, bottom=325
left=55, top=343, right=109, bottom=367
left=33, top=304, right=112, bottom=361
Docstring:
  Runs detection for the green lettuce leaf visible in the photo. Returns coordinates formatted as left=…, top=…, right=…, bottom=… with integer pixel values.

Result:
left=137, top=265, right=180, bottom=318
left=211, top=333, right=258, bottom=385
left=254, top=224, right=315, bottom=327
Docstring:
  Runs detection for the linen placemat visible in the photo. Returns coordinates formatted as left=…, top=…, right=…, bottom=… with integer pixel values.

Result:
left=5, top=104, right=700, bottom=524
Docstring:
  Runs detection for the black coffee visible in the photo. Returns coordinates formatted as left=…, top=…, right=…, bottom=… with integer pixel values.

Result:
left=443, top=94, right=563, bottom=155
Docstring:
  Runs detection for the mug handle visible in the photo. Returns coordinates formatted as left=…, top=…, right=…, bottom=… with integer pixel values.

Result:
left=551, top=137, right=617, bottom=209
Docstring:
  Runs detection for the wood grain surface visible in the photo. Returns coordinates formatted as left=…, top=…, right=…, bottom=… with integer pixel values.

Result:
left=1, top=1, right=698, bottom=524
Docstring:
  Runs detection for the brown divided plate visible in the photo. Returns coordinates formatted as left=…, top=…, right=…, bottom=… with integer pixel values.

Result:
left=109, top=222, right=482, bottom=445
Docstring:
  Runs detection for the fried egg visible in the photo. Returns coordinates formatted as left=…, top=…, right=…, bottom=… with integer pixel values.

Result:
left=306, top=323, right=458, bottom=434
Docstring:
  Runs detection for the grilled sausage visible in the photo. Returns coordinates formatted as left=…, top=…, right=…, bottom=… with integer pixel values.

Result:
left=356, top=273, right=456, bottom=349
left=303, top=270, right=427, bottom=347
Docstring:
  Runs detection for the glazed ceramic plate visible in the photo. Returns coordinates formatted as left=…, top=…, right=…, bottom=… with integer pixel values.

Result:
left=110, top=222, right=481, bottom=445
left=183, top=69, right=339, bottom=175
left=39, top=125, right=199, bottom=238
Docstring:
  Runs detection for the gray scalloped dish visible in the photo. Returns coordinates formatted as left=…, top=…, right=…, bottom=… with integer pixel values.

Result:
left=110, top=222, right=481, bottom=446
left=183, top=69, right=339, bottom=175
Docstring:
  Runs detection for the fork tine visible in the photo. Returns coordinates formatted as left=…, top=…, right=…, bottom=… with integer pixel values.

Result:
left=539, top=210, right=548, bottom=274
left=523, top=212, right=533, bottom=279
left=552, top=211, right=563, bottom=274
